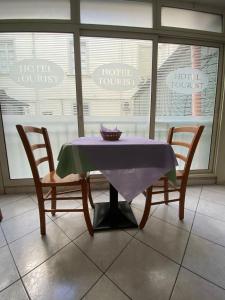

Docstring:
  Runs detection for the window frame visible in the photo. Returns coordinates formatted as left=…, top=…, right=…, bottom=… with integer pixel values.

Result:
left=0, top=0, right=224, bottom=190
left=159, top=0, right=225, bottom=35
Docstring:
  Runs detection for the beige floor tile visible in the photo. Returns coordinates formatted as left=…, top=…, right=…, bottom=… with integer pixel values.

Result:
left=200, top=189, right=225, bottom=206
left=46, top=199, right=82, bottom=220
left=202, top=185, right=225, bottom=195
left=0, top=280, right=29, bottom=300
left=192, top=213, right=225, bottom=246
left=197, top=200, right=225, bottom=222
left=153, top=204, right=195, bottom=231
left=183, top=234, right=225, bottom=289
left=107, top=239, right=179, bottom=300
left=171, top=267, right=225, bottom=300
left=124, top=207, right=144, bottom=236
left=1, top=196, right=37, bottom=221
left=1, top=208, right=51, bottom=243
left=0, top=194, right=28, bottom=208
left=90, top=190, right=109, bottom=199
left=83, top=275, right=129, bottom=300
left=186, top=186, right=202, bottom=197
left=9, top=222, right=70, bottom=276
left=130, top=193, right=146, bottom=211
left=75, top=230, right=131, bottom=271
left=23, top=243, right=102, bottom=300
left=0, top=245, right=19, bottom=291
left=171, top=193, right=200, bottom=212
left=54, top=212, right=89, bottom=240
left=0, top=227, right=6, bottom=248
left=93, top=193, right=110, bottom=203
left=135, top=216, right=189, bottom=263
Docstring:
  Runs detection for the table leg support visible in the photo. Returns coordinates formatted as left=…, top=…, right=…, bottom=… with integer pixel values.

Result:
left=93, top=184, right=138, bottom=231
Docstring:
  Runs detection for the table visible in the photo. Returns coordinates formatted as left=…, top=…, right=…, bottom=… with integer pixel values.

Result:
left=56, top=136, right=177, bottom=231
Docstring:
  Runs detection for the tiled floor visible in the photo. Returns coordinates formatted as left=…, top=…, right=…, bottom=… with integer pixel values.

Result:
left=1, top=186, right=225, bottom=299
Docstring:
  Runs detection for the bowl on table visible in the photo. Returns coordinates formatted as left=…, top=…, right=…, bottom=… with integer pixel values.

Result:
left=100, top=130, right=122, bottom=141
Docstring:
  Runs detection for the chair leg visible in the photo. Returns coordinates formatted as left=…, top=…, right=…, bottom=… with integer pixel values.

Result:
left=51, top=187, right=57, bottom=216
left=139, top=186, right=153, bottom=229
left=164, top=178, right=169, bottom=205
left=87, top=177, right=95, bottom=209
left=179, top=190, right=186, bottom=220
left=81, top=180, right=94, bottom=236
left=37, top=198, right=46, bottom=235
left=0, top=209, right=2, bottom=222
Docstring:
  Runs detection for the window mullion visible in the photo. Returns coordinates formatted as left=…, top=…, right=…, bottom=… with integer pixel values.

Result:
left=74, top=31, right=85, bottom=136
left=149, top=36, right=158, bottom=139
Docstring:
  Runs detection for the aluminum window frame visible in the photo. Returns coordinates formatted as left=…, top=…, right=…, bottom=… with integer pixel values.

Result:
left=0, top=0, right=224, bottom=190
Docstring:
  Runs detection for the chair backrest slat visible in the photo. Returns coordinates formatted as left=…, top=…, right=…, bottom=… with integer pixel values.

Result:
left=35, top=156, right=49, bottom=166
left=171, top=141, right=191, bottom=148
left=16, top=125, right=55, bottom=186
left=31, top=144, right=46, bottom=150
left=168, top=125, right=204, bottom=183
left=173, top=126, right=199, bottom=134
left=175, top=153, right=187, bottom=162
left=23, top=126, right=43, bottom=134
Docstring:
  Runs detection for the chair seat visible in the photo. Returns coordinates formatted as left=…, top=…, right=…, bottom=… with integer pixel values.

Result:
left=41, top=171, right=82, bottom=186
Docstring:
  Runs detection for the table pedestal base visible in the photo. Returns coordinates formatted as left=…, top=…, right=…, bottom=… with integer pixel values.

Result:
left=93, top=201, right=138, bottom=231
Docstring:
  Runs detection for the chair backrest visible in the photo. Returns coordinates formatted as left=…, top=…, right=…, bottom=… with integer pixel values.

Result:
left=16, top=125, right=55, bottom=186
left=167, top=126, right=204, bottom=180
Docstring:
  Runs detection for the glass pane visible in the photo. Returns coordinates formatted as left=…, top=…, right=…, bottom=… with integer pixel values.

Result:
left=81, top=37, right=152, bottom=137
left=162, top=7, right=222, bottom=33
left=81, top=0, right=152, bottom=28
left=0, top=0, right=70, bottom=20
left=0, top=33, right=78, bottom=179
left=156, top=43, right=219, bottom=170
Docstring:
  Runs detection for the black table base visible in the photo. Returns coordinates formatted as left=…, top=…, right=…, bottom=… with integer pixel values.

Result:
left=93, top=184, right=138, bottom=231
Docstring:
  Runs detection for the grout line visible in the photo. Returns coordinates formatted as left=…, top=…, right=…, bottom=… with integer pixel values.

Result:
left=150, top=213, right=191, bottom=233
left=20, top=240, right=72, bottom=277
left=190, top=231, right=225, bottom=250
left=132, top=232, right=181, bottom=266
left=2, top=186, right=225, bottom=298
left=194, top=209, right=225, bottom=224
left=76, top=232, right=134, bottom=300
left=0, top=278, right=30, bottom=298
left=0, top=222, right=31, bottom=299
left=0, top=207, right=38, bottom=224
left=168, top=185, right=203, bottom=300
left=1, top=214, right=53, bottom=246
left=181, top=265, right=225, bottom=292
left=0, top=218, right=73, bottom=283
left=79, top=273, right=105, bottom=300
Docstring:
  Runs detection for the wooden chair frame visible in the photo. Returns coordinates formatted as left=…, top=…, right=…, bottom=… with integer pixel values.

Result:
left=16, top=125, right=94, bottom=236
left=140, top=125, right=204, bottom=229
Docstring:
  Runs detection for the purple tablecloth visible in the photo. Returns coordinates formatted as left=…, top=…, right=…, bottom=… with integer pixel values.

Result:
left=57, top=136, right=177, bottom=201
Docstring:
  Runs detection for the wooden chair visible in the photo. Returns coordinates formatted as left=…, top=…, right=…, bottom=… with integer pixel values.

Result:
left=16, top=125, right=94, bottom=236
left=140, top=125, right=204, bottom=229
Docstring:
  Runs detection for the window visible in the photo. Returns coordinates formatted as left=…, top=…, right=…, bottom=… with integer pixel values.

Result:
left=68, top=40, right=89, bottom=75
left=156, top=43, right=219, bottom=169
left=0, top=0, right=70, bottom=20
left=121, top=101, right=131, bottom=115
left=80, top=0, right=153, bottom=28
left=81, top=37, right=152, bottom=137
left=0, top=40, right=15, bottom=74
left=161, top=7, right=222, bottom=33
left=0, top=33, right=78, bottom=179
left=73, top=103, right=90, bottom=116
